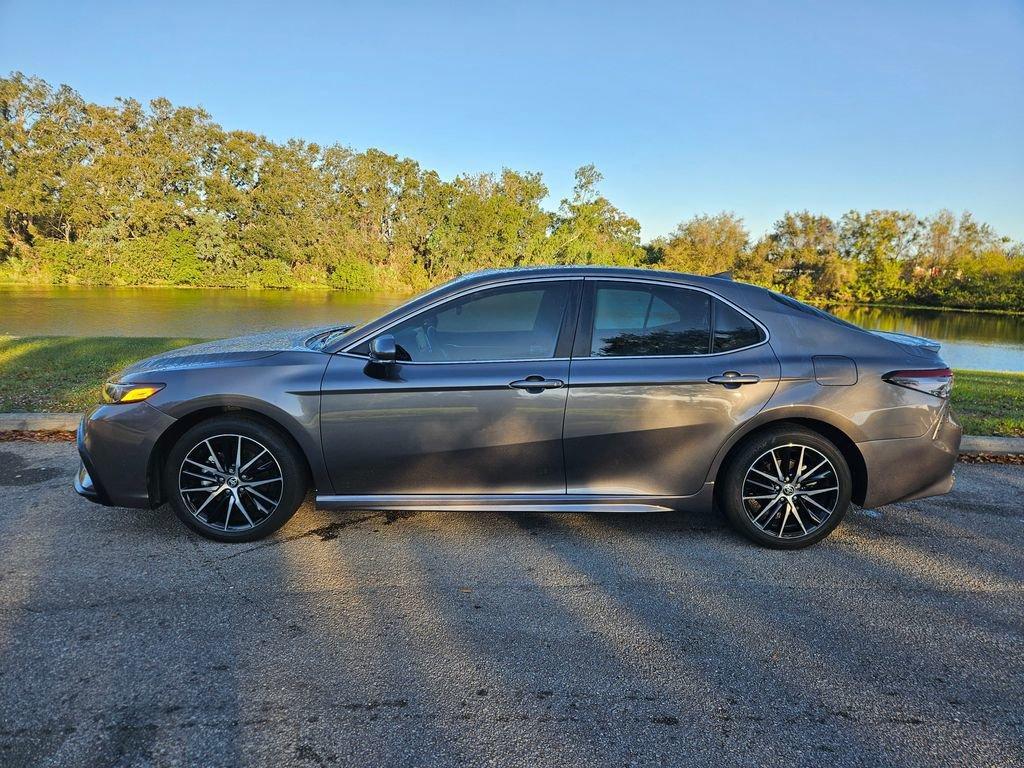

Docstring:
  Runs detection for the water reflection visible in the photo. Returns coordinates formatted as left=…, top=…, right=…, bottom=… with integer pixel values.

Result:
left=0, top=287, right=1021, bottom=371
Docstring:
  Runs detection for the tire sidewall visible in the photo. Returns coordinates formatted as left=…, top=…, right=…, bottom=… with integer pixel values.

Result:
left=721, top=427, right=852, bottom=549
left=165, top=415, right=306, bottom=542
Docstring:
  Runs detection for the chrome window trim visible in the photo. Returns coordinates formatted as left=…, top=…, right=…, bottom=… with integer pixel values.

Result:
left=338, top=273, right=769, bottom=364
left=580, top=276, right=771, bottom=360
left=339, top=276, right=582, bottom=362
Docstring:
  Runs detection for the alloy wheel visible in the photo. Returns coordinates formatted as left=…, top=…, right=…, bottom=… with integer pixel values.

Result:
left=741, top=443, right=841, bottom=540
left=178, top=433, right=284, bottom=532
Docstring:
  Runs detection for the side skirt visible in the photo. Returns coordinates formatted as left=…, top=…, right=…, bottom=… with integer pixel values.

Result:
left=315, top=485, right=715, bottom=514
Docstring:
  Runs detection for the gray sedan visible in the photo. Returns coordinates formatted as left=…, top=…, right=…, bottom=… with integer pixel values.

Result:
left=75, top=267, right=961, bottom=548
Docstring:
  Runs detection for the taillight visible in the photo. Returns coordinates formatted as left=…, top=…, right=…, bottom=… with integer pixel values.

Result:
left=882, top=368, right=953, bottom=398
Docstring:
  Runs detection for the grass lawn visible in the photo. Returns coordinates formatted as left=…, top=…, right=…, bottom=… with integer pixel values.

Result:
left=0, top=335, right=1021, bottom=437
left=0, top=335, right=200, bottom=413
left=949, top=369, right=1024, bottom=438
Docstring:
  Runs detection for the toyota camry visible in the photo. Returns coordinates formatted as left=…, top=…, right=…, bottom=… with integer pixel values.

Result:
left=75, top=267, right=962, bottom=548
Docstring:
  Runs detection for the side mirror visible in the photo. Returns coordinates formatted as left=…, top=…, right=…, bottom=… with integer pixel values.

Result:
left=369, top=334, right=397, bottom=363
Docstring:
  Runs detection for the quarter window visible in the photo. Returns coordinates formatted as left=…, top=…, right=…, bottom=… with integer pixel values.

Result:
left=381, top=282, right=572, bottom=362
left=713, top=300, right=765, bottom=352
left=589, top=283, right=711, bottom=356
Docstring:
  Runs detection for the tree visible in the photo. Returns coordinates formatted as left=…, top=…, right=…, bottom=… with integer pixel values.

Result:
left=547, top=165, right=644, bottom=266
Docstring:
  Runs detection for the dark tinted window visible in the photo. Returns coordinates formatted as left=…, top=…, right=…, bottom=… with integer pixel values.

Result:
left=713, top=300, right=765, bottom=352
left=589, top=283, right=710, bottom=356
left=383, top=282, right=571, bottom=362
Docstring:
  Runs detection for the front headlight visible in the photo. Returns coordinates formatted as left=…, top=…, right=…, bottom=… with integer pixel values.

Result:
left=101, top=382, right=165, bottom=404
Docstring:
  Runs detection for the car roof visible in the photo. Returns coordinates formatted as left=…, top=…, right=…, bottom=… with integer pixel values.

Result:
left=445, top=265, right=735, bottom=290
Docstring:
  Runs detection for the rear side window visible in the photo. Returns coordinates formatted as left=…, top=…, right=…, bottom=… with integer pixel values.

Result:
left=713, top=300, right=765, bottom=352
left=589, top=283, right=711, bottom=356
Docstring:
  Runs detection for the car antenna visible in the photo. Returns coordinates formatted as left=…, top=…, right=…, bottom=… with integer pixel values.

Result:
left=710, top=271, right=732, bottom=280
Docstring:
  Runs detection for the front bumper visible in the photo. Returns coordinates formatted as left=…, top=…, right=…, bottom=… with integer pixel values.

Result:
left=74, top=402, right=177, bottom=508
left=857, top=403, right=963, bottom=508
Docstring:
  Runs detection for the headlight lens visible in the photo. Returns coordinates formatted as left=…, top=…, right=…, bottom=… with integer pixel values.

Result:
left=102, top=382, right=165, bottom=404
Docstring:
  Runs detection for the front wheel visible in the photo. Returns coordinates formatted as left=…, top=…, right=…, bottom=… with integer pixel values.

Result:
left=165, top=416, right=307, bottom=542
left=720, top=426, right=852, bottom=549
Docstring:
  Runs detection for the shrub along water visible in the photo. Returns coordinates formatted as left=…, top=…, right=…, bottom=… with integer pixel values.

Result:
left=2, top=73, right=1022, bottom=309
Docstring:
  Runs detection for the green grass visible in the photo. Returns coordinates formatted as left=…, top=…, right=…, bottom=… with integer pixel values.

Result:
left=1, top=335, right=1021, bottom=437
left=0, top=336, right=200, bottom=412
left=950, top=369, right=1024, bottom=438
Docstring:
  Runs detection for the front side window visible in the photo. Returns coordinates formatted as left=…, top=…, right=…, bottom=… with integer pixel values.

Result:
left=380, top=281, right=572, bottom=362
left=589, top=283, right=711, bottom=356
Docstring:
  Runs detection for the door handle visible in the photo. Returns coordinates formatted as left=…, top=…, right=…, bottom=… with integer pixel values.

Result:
left=708, top=371, right=761, bottom=387
left=509, top=376, right=564, bottom=392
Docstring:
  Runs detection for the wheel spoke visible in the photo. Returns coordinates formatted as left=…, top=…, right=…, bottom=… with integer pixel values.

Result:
left=238, top=448, right=267, bottom=475
left=797, top=459, right=828, bottom=483
left=788, top=499, right=808, bottom=534
left=223, top=495, right=234, bottom=531
left=743, top=494, right=777, bottom=500
left=769, top=449, right=785, bottom=481
left=245, top=486, right=279, bottom=506
left=751, top=496, right=783, bottom=526
left=801, top=493, right=834, bottom=518
left=777, top=503, right=791, bottom=536
left=193, top=486, right=224, bottom=517
left=796, top=496, right=824, bottom=524
left=181, top=486, right=218, bottom=494
left=749, top=467, right=781, bottom=485
left=204, top=440, right=225, bottom=473
left=242, top=477, right=282, bottom=488
left=234, top=493, right=256, bottom=528
left=235, top=436, right=243, bottom=474
left=184, top=458, right=217, bottom=474
left=796, top=486, right=839, bottom=496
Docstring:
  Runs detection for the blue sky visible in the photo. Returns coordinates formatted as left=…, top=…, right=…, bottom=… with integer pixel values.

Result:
left=2, top=0, right=1022, bottom=241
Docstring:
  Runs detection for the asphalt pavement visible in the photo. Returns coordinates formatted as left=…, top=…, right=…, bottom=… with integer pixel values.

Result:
left=1, top=442, right=1021, bottom=768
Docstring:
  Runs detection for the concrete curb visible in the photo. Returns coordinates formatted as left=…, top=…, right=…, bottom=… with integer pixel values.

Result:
left=0, top=412, right=82, bottom=431
left=1, top=412, right=1022, bottom=455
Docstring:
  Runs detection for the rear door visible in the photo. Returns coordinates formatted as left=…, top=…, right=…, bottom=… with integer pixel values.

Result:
left=320, top=279, right=581, bottom=495
left=563, top=279, right=780, bottom=497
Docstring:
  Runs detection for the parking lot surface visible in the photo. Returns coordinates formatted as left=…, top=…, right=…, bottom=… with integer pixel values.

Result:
left=1, top=442, right=1022, bottom=767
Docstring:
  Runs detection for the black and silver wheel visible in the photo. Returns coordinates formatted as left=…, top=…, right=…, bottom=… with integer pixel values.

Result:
left=165, top=415, right=307, bottom=542
left=720, top=425, right=852, bottom=549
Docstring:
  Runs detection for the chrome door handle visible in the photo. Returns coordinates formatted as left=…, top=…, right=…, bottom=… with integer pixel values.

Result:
left=708, top=371, right=761, bottom=387
left=509, top=376, right=564, bottom=391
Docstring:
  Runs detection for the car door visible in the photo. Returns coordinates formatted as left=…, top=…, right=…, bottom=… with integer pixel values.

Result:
left=320, top=279, right=581, bottom=495
left=563, top=278, right=780, bottom=497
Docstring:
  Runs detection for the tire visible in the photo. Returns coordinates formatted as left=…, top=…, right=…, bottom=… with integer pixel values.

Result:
left=719, top=425, right=852, bottom=549
left=165, top=415, right=307, bottom=542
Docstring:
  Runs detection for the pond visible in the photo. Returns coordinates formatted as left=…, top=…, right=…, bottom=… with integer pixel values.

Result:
left=1, top=286, right=1022, bottom=372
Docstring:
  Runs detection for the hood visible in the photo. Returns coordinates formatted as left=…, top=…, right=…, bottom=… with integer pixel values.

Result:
left=120, top=325, right=341, bottom=377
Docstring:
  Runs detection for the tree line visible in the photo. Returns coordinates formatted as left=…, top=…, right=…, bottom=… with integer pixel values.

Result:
left=2, top=72, right=1021, bottom=311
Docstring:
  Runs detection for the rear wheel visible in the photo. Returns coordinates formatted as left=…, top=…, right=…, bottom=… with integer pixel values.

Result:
left=165, top=416, right=307, bottom=542
left=720, top=426, right=852, bottom=549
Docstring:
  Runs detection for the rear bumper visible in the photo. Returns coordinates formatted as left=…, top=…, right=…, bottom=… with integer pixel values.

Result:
left=857, top=403, right=962, bottom=508
left=74, top=403, right=177, bottom=508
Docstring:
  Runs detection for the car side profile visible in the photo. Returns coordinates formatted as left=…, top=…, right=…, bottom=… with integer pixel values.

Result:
left=75, top=266, right=962, bottom=548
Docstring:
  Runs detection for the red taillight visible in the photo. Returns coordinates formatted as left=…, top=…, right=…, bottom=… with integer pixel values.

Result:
left=882, top=368, right=953, bottom=398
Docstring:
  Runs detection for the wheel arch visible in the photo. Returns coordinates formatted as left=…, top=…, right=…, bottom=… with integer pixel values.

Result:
left=711, top=415, right=868, bottom=507
left=147, top=404, right=319, bottom=505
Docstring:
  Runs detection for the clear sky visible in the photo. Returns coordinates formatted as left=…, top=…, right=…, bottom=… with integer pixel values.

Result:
left=2, top=0, right=1022, bottom=241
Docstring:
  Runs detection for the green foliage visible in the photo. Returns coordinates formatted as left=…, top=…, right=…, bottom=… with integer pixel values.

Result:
left=2, top=73, right=1021, bottom=309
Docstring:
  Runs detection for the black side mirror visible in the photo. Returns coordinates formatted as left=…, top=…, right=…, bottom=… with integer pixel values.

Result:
left=369, top=334, right=397, bottom=363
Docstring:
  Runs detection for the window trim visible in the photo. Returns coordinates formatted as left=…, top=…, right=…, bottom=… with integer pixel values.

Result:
left=339, top=277, right=583, bottom=365
left=576, top=277, right=770, bottom=360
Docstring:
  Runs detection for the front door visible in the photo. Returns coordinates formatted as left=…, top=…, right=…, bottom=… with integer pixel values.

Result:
left=563, top=279, right=780, bottom=497
left=320, top=279, right=581, bottom=495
